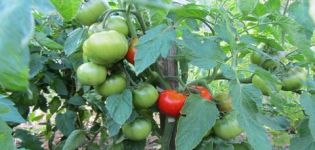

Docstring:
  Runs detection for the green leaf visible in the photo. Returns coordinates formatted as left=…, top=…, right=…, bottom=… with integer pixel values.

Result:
left=35, top=32, right=63, bottom=50
left=300, top=93, right=315, bottom=139
left=105, top=114, right=121, bottom=137
left=0, top=119, right=15, bottom=150
left=237, top=0, right=258, bottom=15
left=0, top=95, right=25, bottom=123
left=49, top=97, right=61, bottom=114
left=56, top=110, right=77, bottom=136
left=179, top=29, right=226, bottom=69
left=229, top=82, right=272, bottom=150
left=135, top=24, right=176, bottom=74
left=62, top=130, right=86, bottom=150
left=14, top=129, right=44, bottom=150
left=68, top=96, right=85, bottom=106
left=123, top=140, right=146, bottom=150
left=290, top=119, right=315, bottom=150
left=32, top=0, right=55, bottom=14
left=52, top=78, right=68, bottom=96
left=168, top=4, right=208, bottom=20
left=29, top=53, right=46, bottom=78
left=50, top=0, right=81, bottom=21
left=0, top=0, right=33, bottom=91
left=176, top=95, right=219, bottom=150
left=288, top=0, right=314, bottom=32
left=64, top=28, right=88, bottom=56
left=251, top=65, right=282, bottom=92
left=275, top=15, right=311, bottom=50
left=105, top=89, right=133, bottom=125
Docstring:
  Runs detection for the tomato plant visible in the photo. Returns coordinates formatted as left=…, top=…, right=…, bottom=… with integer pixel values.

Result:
left=132, top=83, right=159, bottom=109
left=122, top=118, right=152, bottom=141
left=105, top=16, right=129, bottom=36
left=157, top=90, right=187, bottom=117
left=76, top=62, right=107, bottom=86
left=76, top=0, right=109, bottom=25
left=83, top=30, right=128, bottom=65
left=95, top=74, right=127, bottom=97
left=214, top=92, right=232, bottom=112
left=193, top=85, right=212, bottom=100
left=281, top=67, right=307, bottom=91
left=1, top=0, right=315, bottom=150
left=213, top=113, right=244, bottom=140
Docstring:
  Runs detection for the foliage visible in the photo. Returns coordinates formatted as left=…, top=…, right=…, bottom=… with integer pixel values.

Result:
left=0, top=0, right=314, bottom=149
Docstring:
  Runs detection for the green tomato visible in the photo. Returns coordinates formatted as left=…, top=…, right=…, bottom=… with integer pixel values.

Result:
left=95, top=74, right=127, bottom=97
left=122, top=119, right=152, bottom=141
left=214, top=92, right=232, bottom=112
left=213, top=113, right=243, bottom=140
left=83, top=30, right=128, bottom=65
left=77, top=62, right=107, bottom=85
left=88, top=22, right=104, bottom=36
left=250, top=52, right=264, bottom=65
left=76, top=0, right=109, bottom=25
left=261, top=59, right=278, bottom=70
left=282, top=67, right=307, bottom=91
left=252, top=75, right=281, bottom=96
left=133, top=83, right=159, bottom=109
left=105, top=16, right=129, bottom=36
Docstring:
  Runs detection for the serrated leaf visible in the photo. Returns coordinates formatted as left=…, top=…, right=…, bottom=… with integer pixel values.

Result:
left=0, top=0, right=33, bottom=91
left=14, top=129, right=44, bottom=150
left=176, top=95, right=219, bottom=150
left=56, top=110, right=76, bottom=136
left=300, top=93, right=315, bottom=139
left=68, top=96, right=85, bottom=106
left=180, top=29, right=226, bottom=69
left=105, top=89, right=133, bottom=125
left=0, top=95, right=25, bottom=123
left=50, top=0, right=81, bottom=21
left=64, top=28, right=88, bottom=56
left=49, top=97, right=61, bottom=114
left=135, top=24, right=176, bottom=74
left=237, top=0, right=258, bottom=15
left=35, top=32, right=63, bottom=50
left=29, top=53, right=45, bottom=78
left=290, top=119, right=315, bottom=150
left=0, top=119, right=15, bottom=150
left=229, top=82, right=271, bottom=150
left=168, top=4, right=208, bottom=20
left=288, top=0, right=314, bottom=32
left=62, top=130, right=86, bottom=150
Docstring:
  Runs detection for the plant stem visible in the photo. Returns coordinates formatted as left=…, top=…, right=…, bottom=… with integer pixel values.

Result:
left=161, top=117, right=176, bottom=150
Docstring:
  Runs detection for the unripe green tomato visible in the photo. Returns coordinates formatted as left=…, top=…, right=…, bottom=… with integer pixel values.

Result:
left=122, top=119, right=152, bottom=141
left=95, top=74, right=127, bottom=97
left=281, top=67, right=307, bottom=91
left=252, top=75, right=281, bottom=96
left=215, top=92, right=232, bottom=112
left=105, top=16, right=129, bottom=36
left=88, top=22, right=104, bottom=36
left=76, top=0, right=109, bottom=26
left=250, top=52, right=264, bottom=65
left=133, top=83, right=159, bottom=109
left=76, top=62, right=107, bottom=85
left=213, top=113, right=243, bottom=140
left=261, top=59, right=278, bottom=70
left=83, top=30, right=128, bottom=65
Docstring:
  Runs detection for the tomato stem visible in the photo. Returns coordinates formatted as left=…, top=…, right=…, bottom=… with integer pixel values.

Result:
left=161, top=117, right=176, bottom=150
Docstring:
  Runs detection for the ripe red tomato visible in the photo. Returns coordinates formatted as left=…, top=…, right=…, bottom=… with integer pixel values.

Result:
left=157, top=90, right=187, bottom=117
left=126, top=47, right=136, bottom=64
left=194, top=86, right=212, bottom=100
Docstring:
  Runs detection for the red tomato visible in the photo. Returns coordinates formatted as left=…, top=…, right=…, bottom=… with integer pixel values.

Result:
left=126, top=47, right=136, bottom=64
left=158, top=90, right=187, bottom=117
left=194, top=86, right=212, bottom=100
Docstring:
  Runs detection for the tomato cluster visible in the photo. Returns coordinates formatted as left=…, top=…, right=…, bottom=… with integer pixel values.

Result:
left=250, top=50, right=307, bottom=95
